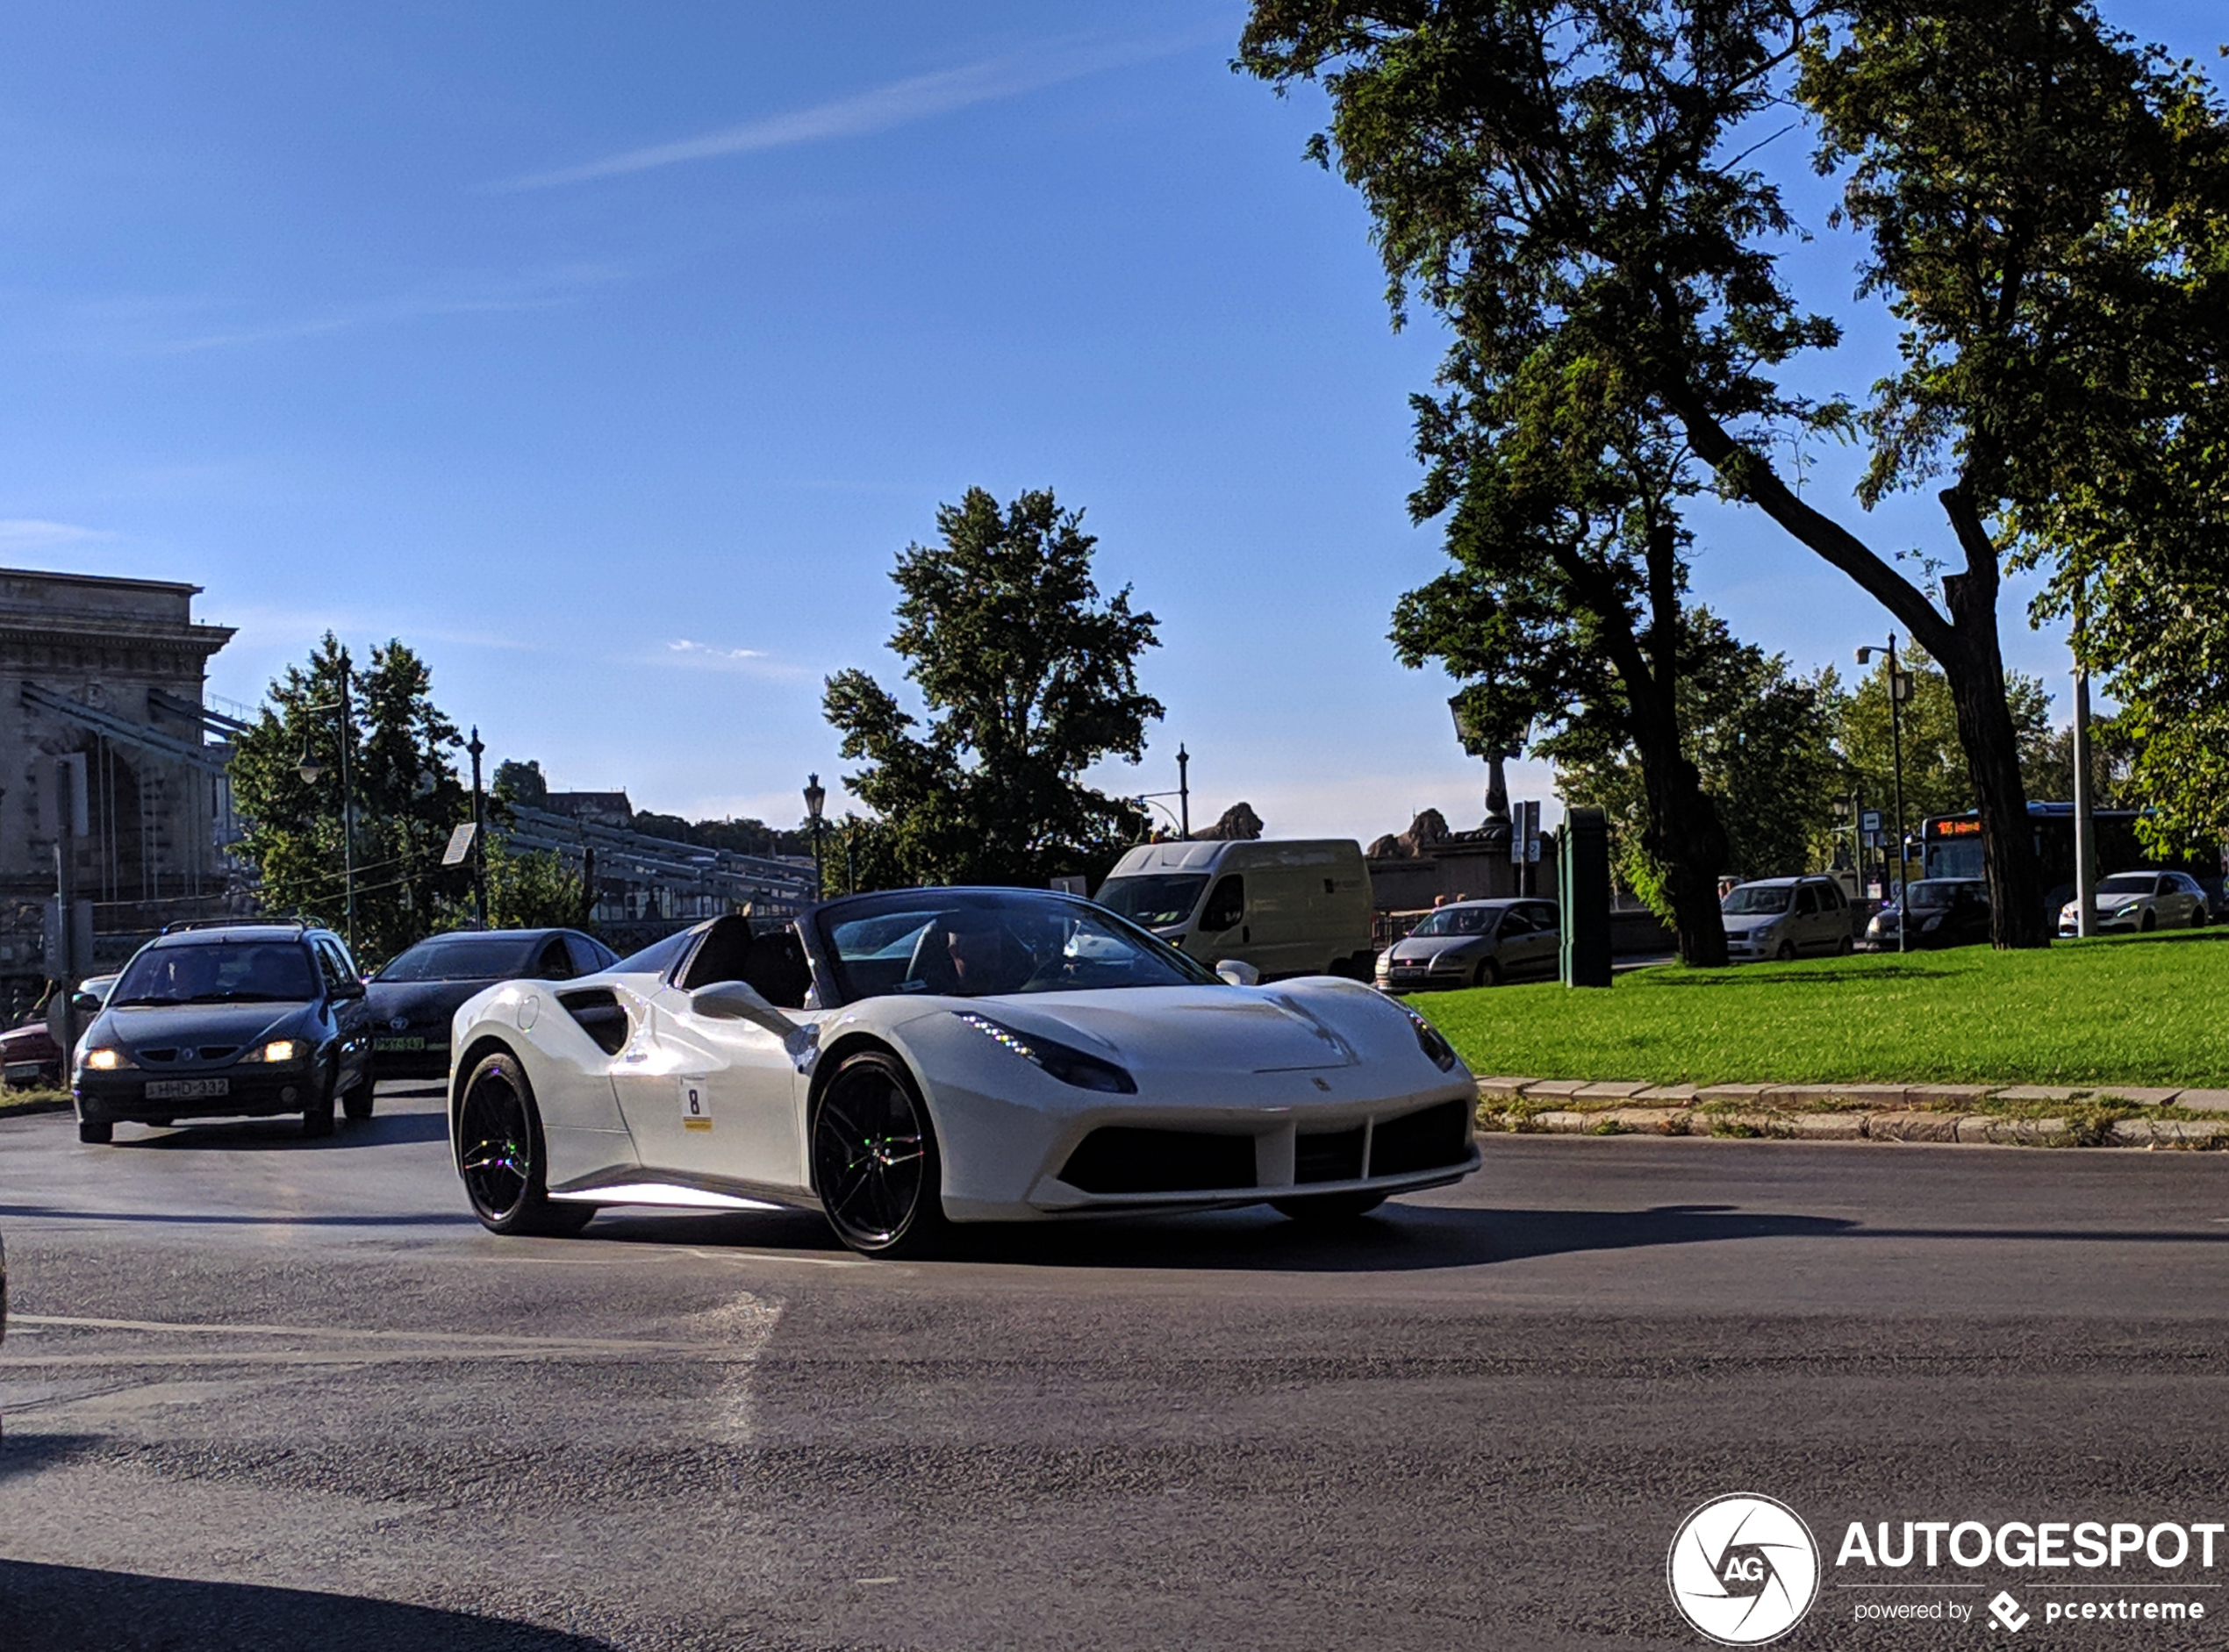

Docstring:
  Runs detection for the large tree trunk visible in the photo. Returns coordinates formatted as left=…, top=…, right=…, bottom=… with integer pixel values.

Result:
left=1940, top=555, right=2050, bottom=948
left=1640, top=749, right=1732, bottom=967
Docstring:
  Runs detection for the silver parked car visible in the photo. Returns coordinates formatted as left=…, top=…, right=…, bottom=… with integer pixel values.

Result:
left=1721, top=876, right=1855, bottom=962
left=2059, top=869, right=2210, bottom=935
left=1375, top=898, right=1563, bottom=991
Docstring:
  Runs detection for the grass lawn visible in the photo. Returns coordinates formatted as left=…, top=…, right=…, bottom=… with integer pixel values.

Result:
left=1415, top=926, right=2229, bottom=1087
left=0, top=1084, right=71, bottom=1115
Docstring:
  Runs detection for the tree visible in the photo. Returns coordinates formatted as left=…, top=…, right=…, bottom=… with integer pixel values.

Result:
left=491, top=759, right=548, bottom=808
left=478, top=843, right=584, bottom=931
left=1834, top=649, right=2053, bottom=833
left=1390, top=399, right=1743, bottom=962
left=1536, top=611, right=1841, bottom=913
left=823, top=487, right=1162, bottom=886
left=229, top=633, right=470, bottom=965
left=1239, top=0, right=2228, bottom=946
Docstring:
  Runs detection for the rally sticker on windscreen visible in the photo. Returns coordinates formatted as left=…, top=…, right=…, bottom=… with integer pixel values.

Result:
left=679, top=1076, right=713, bottom=1131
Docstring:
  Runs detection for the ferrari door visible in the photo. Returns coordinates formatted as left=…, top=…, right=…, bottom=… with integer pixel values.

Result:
left=610, top=984, right=806, bottom=1191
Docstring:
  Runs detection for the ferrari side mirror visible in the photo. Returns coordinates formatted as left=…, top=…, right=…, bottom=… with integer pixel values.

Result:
left=1215, top=959, right=1260, bottom=987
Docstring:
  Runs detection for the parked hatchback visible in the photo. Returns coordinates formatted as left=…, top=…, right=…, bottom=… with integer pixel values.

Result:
left=1375, top=898, right=1563, bottom=991
left=1720, top=876, right=1853, bottom=962
left=72, top=922, right=372, bottom=1142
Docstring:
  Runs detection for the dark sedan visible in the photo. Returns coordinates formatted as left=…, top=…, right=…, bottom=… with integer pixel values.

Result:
left=1860, top=878, right=1991, bottom=951
left=365, top=927, right=618, bottom=1079
left=73, top=922, right=373, bottom=1141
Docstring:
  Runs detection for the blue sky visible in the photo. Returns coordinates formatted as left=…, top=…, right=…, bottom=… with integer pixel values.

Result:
left=0, top=3, right=2218, bottom=842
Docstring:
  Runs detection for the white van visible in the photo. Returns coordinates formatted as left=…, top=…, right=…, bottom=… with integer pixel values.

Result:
left=1095, top=840, right=1375, bottom=981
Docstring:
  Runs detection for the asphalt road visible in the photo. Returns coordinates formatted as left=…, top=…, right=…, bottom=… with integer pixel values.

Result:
left=5, top=1088, right=2229, bottom=1650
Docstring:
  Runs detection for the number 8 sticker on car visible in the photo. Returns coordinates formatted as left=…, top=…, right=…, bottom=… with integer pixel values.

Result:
left=678, top=1076, right=712, bottom=1131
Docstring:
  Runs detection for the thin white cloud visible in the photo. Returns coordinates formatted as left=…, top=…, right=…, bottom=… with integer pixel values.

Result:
left=655, top=639, right=811, bottom=682
left=105, top=265, right=626, bottom=355
left=498, top=31, right=1203, bottom=190
left=0, top=518, right=114, bottom=547
left=669, top=639, right=765, bottom=662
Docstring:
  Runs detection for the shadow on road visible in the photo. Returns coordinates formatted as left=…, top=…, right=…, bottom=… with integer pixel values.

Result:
left=0, top=1560, right=618, bottom=1650
left=0, top=1203, right=477, bottom=1229
left=111, top=1111, right=450, bottom=1151
left=573, top=1200, right=1861, bottom=1273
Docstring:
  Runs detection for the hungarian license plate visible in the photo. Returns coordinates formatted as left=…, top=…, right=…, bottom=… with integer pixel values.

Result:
left=374, top=1036, right=426, bottom=1053
left=145, top=1077, right=229, bottom=1101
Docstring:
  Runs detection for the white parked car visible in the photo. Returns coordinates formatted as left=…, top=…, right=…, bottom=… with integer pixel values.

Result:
left=2059, top=870, right=2210, bottom=935
left=446, top=888, right=1480, bottom=1257
left=1719, top=876, right=1855, bottom=962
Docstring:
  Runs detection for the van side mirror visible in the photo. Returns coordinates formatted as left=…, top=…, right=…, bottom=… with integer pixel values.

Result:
left=1215, top=959, right=1260, bottom=987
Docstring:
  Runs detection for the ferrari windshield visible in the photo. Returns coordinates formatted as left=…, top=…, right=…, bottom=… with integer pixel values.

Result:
left=376, top=934, right=543, bottom=982
left=1093, top=874, right=1207, bottom=928
left=813, top=888, right=1219, bottom=1003
left=112, top=941, right=319, bottom=1006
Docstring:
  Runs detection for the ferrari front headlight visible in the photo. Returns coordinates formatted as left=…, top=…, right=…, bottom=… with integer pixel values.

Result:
left=955, top=1012, right=1136, bottom=1094
left=1399, top=1005, right=1459, bottom=1072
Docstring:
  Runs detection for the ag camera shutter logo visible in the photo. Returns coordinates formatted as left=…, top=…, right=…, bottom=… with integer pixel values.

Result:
left=1667, top=1493, right=1821, bottom=1645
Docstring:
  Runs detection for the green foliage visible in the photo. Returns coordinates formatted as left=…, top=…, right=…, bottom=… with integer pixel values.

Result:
left=491, top=759, right=547, bottom=808
left=823, top=487, right=1162, bottom=887
left=1242, top=0, right=2229, bottom=948
left=1544, top=611, right=1843, bottom=899
left=1836, top=650, right=2053, bottom=828
left=228, top=633, right=470, bottom=967
left=480, top=844, right=584, bottom=932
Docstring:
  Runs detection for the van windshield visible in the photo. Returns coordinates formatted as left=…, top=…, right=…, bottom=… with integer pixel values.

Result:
left=1093, top=874, right=1208, bottom=928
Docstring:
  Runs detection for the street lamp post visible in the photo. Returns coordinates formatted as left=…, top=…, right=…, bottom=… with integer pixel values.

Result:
left=803, top=773, right=827, bottom=902
left=1856, top=636, right=1911, bottom=954
left=296, top=660, right=357, bottom=956
left=467, top=726, right=489, bottom=929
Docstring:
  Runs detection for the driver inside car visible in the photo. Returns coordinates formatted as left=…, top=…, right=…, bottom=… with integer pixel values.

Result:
left=943, top=915, right=1031, bottom=995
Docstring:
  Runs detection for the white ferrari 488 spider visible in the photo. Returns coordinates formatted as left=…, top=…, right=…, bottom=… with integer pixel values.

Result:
left=446, top=886, right=1480, bottom=1256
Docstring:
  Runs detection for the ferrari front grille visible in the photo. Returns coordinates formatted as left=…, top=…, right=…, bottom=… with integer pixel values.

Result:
left=1368, top=1100, right=1471, bottom=1176
left=1059, top=1127, right=1258, bottom=1195
left=1294, top=1126, right=1365, bottom=1184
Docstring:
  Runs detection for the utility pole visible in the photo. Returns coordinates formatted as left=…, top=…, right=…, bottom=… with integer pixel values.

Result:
left=1857, top=637, right=1910, bottom=953
left=2071, top=589, right=2096, bottom=939
left=1177, top=745, right=1190, bottom=840
left=467, top=726, right=489, bottom=928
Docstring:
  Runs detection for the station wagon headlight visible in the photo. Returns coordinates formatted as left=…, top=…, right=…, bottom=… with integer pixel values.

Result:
left=955, top=1012, right=1136, bottom=1094
left=1398, top=1005, right=1459, bottom=1072
left=82, top=1048, right=132, bottom=1071
left=2115, top=902, right=2144, bottom=918
left=244, top=1039, right=301, bottom=1063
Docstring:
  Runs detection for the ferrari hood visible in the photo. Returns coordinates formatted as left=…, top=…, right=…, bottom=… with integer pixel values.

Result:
left=969, top=986, right=1362, bottom=1074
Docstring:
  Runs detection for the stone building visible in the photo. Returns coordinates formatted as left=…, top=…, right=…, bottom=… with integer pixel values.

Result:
left=0, top=569, right=237, bottom=1011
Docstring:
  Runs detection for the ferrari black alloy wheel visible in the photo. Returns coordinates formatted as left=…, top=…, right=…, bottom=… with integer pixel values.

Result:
left=813, top=1049, right=947, bottom=1258
left=456, top=1053, right=591, bottom=1237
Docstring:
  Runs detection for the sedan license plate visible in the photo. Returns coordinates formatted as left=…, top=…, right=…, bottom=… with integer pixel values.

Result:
left=374, top=1036, right=426, bottom=1053
left=145, top=1077, right=229, bottom=1101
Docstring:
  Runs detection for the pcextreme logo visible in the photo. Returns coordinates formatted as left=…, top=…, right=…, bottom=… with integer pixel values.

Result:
left=1667, top=1493, right=1823, bottom=1646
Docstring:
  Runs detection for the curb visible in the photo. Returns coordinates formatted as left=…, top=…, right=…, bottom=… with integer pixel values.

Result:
left=1475, top=1078, right=2229, bottom=1149
left=0, top=1098, right=72, bottom=1119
